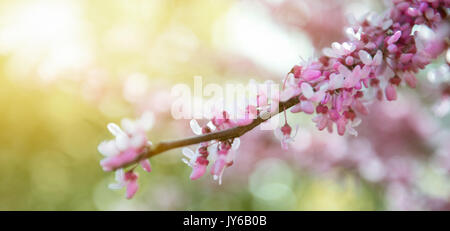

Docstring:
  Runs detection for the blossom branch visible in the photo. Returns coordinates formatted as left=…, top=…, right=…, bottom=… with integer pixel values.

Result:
left=98, top=0, right=449, bottom=199
left=121, top=96, right=300, bottom=170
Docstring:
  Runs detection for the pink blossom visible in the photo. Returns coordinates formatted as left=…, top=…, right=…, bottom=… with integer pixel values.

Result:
left=97, top=0, right=450, bottom=194
left=385, top=84, right=397, bottom=101
left=210, top=139, right=240, bottom=184
left=358, top=50, right=383, bottom=66
left=403, top=72, right=417, bottom=88
left=98, top=112, right=154, bottom=171
left=279, top=0, right=449, bottom=137
left=98, top=112, right=154, bottom=199
left=183, top=119, right=241, bottom=184
left=140, top=159, right=152, bottom=172
left=274, top=123, right=298, bottom=150
left=387, top=31, right=402, bottom=45
left=323, top=42, right=356, bottom=58
left=108, top=169, right=140, bottom=199
left=182, top=147, right=209, bottom=180
left=302, top=69, right=322, bottom=81
left=291, top=100, right=314, bottom=114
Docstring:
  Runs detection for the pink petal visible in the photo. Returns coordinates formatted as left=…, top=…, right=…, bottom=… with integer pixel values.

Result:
left=126, top=180, right=139, bottom=199
left=329, top=74, right=344, bottom=89
left=290, top=103, right=303, bottom=113
left=300, top=101, right=314, bottom=114
left=373, top=50, right=383, bottom=66
left=280, top=87, right=297, bottom=101
left=100, top=149, right=140, bottom=171
left=385, top=84, right=397, bottom=101
left=406, top=7, right=419, bottom=17
left=301, top=83, right=314, bottom=99
left=140, top=159, right=152, bottom=172
left=387, top=44, right=398, bottom=53
left=302, top=69, right=321, bottom=81
left=236, top=118, right=254, bottom=126
left=345, top=56, right=354, bottom=66
left=210, top=158, right=226, bottom=177
left=314, top=115, right=328, bottom=131
left=400, top=53, right=413, bottom=64
left=337, top=118, right=347, bottom=136
left=387, top=31, right=402, bottom=44
left=358, top=50, right=372, bottom=65
left=190, top=164, right=207, bottom=180
left=403, top=73, right=417, bottom=88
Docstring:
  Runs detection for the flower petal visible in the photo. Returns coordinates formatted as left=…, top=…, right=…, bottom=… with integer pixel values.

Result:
left=115, top=134, right=130, bottom=151
left=98, top=140, right=119, bottom=156
left=190, top=164, right=207, bottom=180
left=385, top=84, right=397, bottom=101
left=140, top=159, right=152, bottom=172
left=126, top=180, right=139, bottom=199
left=190, top=119, right=202, bottom=135
left=107, top=123, right=126, bottom=137
left=373, top=50, right=383, bottom=66
left=301, top=82, right=314, bottom=99
left=358, top=50, right=373, bottom=65
left=182, top=147, right=196, bottom=159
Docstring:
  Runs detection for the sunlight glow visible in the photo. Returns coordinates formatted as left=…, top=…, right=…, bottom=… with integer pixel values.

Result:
left=0, top=1, right=92, bottom=82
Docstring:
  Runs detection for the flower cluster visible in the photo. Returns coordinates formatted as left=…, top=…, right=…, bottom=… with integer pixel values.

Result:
left=180, top=79, right=287, bottom=183
left=280, top=0, right=449, bottom=139
left=182, top=118, right=240, bottom=185
left=98, top=112, right=154, bottom=198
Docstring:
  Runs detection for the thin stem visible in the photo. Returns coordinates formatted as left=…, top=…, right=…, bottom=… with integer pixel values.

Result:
left=116, top=96, right=300, bottom=170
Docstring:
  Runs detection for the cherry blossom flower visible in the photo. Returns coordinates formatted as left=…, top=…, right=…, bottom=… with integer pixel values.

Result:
left=210, top=139, right=240, bottom=184
left=323, top=42, right=356, bottom=58
left=274, top=123, right=298, bottom=150
left=358, top=50, right=383, bottom=66
left=98, top=111, right=154, bottom=171
left=182, top=147, right=209, bottom=180
left=98, top=112, right=154, bottom=199
left=278, top=0, right=449, bottom=138
left=108, top=169, right=140, bottom=199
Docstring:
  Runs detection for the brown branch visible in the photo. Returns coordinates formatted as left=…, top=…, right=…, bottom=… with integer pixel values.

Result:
left=118, top=96, right=300, bottom=170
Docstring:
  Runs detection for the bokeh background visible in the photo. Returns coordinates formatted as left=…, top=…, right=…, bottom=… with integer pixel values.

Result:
left=0, top=0, right=449, bottom=210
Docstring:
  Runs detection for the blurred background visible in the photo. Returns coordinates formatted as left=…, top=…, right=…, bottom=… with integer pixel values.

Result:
left=0, top=0, right=449, bottom=210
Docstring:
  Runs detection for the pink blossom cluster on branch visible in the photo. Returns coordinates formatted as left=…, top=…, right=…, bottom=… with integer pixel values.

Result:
left=97, top=0, right=449, bottom=199
left=283, top=0, right=448, bottom=137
